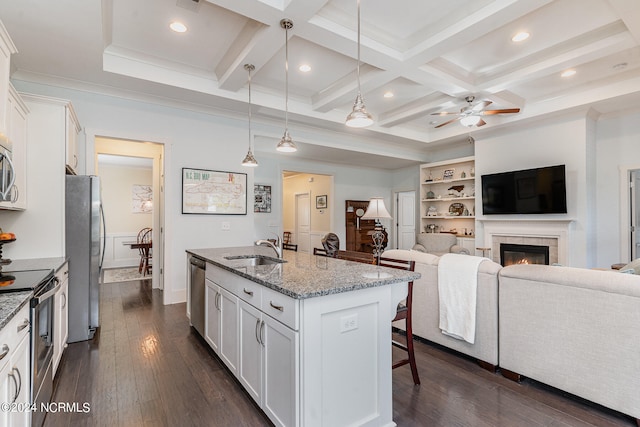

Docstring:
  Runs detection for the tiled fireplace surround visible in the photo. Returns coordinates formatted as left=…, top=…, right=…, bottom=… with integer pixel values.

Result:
left=480, top=219, right=574, bottom=266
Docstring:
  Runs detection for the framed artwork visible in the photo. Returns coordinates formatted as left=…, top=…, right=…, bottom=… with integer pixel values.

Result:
left=132, top=184, right=153, bottom=213
left=316, top=194, right=327, bottom=209
left=254, top=184, right=272, bottom=213
left=182, top=168, right=247, bottom=215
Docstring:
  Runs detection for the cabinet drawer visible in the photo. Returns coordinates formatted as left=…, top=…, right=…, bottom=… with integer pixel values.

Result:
left=0, top=304, right=30, bottom=369
left=205, top=264, right=239, bottom=295
left=261, top=287, right=299, bottom=331
left=237, top=280, right=262, bottom=308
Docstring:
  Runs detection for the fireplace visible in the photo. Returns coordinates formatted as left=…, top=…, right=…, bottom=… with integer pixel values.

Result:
left=500, top=243, right=549, bottom=266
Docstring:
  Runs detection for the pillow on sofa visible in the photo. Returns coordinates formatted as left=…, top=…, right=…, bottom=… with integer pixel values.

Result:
left=620, top=258, right=640, bottom=274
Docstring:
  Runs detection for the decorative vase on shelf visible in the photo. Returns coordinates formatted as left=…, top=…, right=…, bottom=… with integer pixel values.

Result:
left=470, top=167, right=475, bottom=177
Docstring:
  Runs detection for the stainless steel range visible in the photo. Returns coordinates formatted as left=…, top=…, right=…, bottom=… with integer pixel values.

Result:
left=0, top=268, right=58, bottom=427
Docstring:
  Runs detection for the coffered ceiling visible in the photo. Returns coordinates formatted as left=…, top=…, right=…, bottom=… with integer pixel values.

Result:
left=1, top=0, right=639, bottom=167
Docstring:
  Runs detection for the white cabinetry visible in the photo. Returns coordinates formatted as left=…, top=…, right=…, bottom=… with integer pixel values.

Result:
left=420, top=156, right=477, bottom=241
left=0, top=19, right=17, bottom=139
left=0, top=303, right=31, bottom=427
left=53, top=261, right=69, bottom=377
left=65, top=105, right=80, bottom=173
left=206, top=263, right=298, bottom=427
left=0, top=85, right=29, bottom=210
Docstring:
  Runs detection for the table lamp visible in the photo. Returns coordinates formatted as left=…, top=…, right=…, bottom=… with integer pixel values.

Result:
left=361, top=197, right=391, bottom=263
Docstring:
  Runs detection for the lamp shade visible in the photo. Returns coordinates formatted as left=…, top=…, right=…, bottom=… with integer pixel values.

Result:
left=361, top=197, right=391, bottom=220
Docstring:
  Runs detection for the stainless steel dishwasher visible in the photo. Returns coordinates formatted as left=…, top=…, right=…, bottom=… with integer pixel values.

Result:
left=189, top=256, right=206, bottom=337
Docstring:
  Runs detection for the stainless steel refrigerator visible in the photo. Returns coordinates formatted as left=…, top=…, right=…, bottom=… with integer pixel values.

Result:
left=65, top=175, right=103, bottom=342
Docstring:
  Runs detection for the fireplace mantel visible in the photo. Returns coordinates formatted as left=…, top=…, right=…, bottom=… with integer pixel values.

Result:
left=478, top=218, right=575, bottom=265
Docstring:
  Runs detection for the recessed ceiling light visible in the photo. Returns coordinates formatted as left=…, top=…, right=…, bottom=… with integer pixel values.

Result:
left=299, top=64, right=311, bottom=72
left=383, top=91, right=394, bottom=98
left=511, top=32, right=529, bottom=42
left=561, top=69, right=576, bottom=78
left=170, top=21, right=187, bottom=33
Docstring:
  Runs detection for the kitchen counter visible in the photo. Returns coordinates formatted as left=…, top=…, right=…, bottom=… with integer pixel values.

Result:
left=0, top=257, right=68, bottom=331
left=186, top=246, right=420, bottom=299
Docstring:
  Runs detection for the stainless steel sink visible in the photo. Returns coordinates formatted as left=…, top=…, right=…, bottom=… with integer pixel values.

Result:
left=224, top=255, right=286, bottom=266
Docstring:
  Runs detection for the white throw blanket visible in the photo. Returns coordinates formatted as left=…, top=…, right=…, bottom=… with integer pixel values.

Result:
left=438, top=253, right=487, bottom=344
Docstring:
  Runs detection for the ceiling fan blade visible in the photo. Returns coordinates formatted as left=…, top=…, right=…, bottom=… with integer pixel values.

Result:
left=472, top=100, right=492, bottom=112
left=477, top=118, right=487, bottom=127
left=481, top=108, right=520, bottom=115
left=430, top=111, right=459, bottom=116
left=435, top=117, right=461, bottom=128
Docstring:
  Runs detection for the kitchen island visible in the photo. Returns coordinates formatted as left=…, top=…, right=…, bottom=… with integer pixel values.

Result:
left=186, top=246, right=420, bottom=427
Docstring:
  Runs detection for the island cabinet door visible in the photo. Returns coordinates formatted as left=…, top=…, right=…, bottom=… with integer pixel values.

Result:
left=238, top=300, right=262, bottom=404
left=263, top=315, right=299, bottom=427
left=205, top=279, right=221, bottom=354
left=218, top=288, right=239, bottom=376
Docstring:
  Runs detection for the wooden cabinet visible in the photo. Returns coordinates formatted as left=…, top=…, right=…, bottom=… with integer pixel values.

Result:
left=0, top=303, right=31, bottom=427
left=345, top=200, right=387, bottom=253
left=53, top=261, right=69, bottom=377
left=420, top=156, right=477, bottom=241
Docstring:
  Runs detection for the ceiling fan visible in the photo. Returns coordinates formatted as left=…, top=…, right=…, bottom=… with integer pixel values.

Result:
left=432, top=96, right=520, bottom=128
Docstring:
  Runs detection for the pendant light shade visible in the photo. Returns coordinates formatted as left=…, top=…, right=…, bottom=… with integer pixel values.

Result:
left=276, top=18, right=297, bottom=153
left=241, top=64, right=258, bottom=167
left=345, top=0, right=373, bottom=128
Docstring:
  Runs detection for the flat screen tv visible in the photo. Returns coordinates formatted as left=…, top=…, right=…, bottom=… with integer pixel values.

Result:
left=481, top=165, right=567, bottom=215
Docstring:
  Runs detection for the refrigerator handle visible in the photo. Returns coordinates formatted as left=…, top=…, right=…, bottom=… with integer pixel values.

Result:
left=99, top=201, right=106, bottom=272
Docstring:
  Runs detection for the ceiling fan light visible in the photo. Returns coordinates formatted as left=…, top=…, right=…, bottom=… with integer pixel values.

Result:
left=241, top=150, right=258, bottom=167
left=276, top=130, right=297, bottom=152
left=346, top=93, right=373, bottom=128
left=460, top=115, right=481, bottom=127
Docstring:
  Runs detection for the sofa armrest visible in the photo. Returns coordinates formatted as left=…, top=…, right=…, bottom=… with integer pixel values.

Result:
left=450, top=244, right=470, bottom=255
left=411, top=243, right=427, bottom=252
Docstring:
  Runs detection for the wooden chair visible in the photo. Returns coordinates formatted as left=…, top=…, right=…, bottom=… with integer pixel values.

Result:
left=313, top=247, right=332, bottom=257
left=282, top=243, right=298, bottom=252
left=335, top=250, right=374, bottom=264
left=377, top=256, right=420, bottom=385
left=283, top=231, right=292, bottom=245
left=137, top=227, right=152, bottom=276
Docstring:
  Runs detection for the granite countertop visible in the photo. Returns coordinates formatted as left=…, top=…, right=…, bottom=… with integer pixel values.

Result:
left=0, top=257, right=68, bottom=332
left=186, top=246, right=420, bottom=299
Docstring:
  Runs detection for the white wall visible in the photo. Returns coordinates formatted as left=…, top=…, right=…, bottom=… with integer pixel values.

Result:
left=99, top=163, right=152, bottom=233
left=596, top=110, right=640, bottom=266
left=475, top=115, right=593, bottom=267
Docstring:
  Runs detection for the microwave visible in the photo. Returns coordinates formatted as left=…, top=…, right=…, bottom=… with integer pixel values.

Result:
left=0, top=140, right=15, bottom=202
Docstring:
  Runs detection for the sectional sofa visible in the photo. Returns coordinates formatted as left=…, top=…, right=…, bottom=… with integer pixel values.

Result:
left=383, top=249, right=640, bottom=424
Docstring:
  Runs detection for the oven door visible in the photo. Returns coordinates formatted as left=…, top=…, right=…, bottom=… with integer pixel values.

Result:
left=31, top=276, right=59, bottom=427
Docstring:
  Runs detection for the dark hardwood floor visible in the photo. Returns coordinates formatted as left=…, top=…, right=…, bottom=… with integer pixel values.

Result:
left=45, top=280, right=635, bottom=427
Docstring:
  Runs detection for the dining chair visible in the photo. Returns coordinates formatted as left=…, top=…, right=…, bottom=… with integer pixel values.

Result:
left=377, top=256, right=420, bottom=385
left=313, top=247, right=332, bottom=257
left=321, top=232, right=340, bottom=257
left=282, top=243, right=298, bottom=252
left=283, top=231, right=292, bottom=245
left=335, top=250, right=374, bottom=264
left=137, top=227, right=152, bottom=276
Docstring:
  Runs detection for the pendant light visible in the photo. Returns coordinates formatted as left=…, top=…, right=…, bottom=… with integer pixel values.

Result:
left=276, top=18, right=297, bottom=153
left=241, top=64, right=259, bottom=167
left=345, top=0, right=373, bottom=128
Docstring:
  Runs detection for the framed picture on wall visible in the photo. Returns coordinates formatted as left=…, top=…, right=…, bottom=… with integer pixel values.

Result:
left=316, top=195, right=327, bottom=209
left=181, top=168, right=247, bottom=214
left=254, top=184, right=271, bottom=213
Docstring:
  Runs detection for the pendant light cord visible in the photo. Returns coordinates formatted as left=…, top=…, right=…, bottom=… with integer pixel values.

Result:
left=356, top=0, right=362, bottom=94
left=285, top=25, right=290, bottom=133
left=248, top=66, right=252, bottom=151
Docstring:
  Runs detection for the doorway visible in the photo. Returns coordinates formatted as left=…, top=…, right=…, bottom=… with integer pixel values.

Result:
left=630, top=169, right=640, bottom=259
left=395, top=190, right=416, bottom=250
left=94, top=137, right=164, bottom=291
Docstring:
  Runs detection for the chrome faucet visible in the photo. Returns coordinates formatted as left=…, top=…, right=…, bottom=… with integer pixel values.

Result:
left=255, top=234, right=282, bottom=258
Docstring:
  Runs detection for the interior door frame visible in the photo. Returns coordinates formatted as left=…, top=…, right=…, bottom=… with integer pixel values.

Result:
left=619, top=164, right=640, bottom=262
left=295, top=192, right=310, bottom=253
left=394, top=190, right=416, bottom=250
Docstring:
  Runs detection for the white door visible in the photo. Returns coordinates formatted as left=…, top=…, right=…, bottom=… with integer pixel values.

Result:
left=238, top=301, right=263, bottom=404
left=396, top=191, right=416, bottom=250
left=631, top=170, right=640, bottom=259
left=205, top=280, right=220, bottom=353
left=219, top=288, right=239, bottom=375
left=296, top=193, right=310, bottom=253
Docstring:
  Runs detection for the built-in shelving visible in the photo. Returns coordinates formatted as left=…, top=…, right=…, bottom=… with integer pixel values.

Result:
left=419, top=156, right=476, bottom=243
